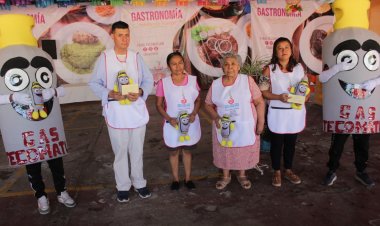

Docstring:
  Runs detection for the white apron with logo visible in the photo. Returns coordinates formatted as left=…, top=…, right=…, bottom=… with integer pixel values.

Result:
left=103, top=49, right=149, bottom=129
left=268, top=64, right=306, bottom=133
left=162, top=75, right=201, bottom=148
left=211, top=74, right=256, bottom=147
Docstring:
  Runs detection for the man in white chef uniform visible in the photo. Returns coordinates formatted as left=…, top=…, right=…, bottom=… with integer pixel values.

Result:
left=89, top=21, right=153, bottom=202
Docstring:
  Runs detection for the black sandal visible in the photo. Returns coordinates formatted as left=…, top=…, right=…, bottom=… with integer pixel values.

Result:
left=184, top=180, right=196, bottom=190
left=170, top=181, right=180, bottom=190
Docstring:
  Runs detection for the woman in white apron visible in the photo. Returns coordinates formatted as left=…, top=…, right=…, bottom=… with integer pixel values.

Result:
left=260, top=37, right=309, bottom=187
left=205, top=53, right=265, bottom=190
left=156, top=52, right=201, bottom=190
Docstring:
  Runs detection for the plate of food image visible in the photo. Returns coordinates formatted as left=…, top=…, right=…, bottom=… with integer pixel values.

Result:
left=299, top=16, right=334, bottom=74
left=186, top=18, right=248, bottom=77
left=52, top=22, right=114, bottom=84
left=86, top=5, right=121, bottom=25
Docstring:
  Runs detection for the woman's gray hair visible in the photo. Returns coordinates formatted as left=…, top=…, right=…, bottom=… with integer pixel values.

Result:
left=220, top=53, right=243, bottom=67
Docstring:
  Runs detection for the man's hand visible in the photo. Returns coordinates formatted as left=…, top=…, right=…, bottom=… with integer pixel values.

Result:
left=108, top=90, right=125, bottom=101
left=125, top=92, right=140, bottom=102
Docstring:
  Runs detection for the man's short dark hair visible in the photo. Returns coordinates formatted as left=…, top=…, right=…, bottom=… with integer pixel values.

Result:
left=111, top=21, right=129, bottom=33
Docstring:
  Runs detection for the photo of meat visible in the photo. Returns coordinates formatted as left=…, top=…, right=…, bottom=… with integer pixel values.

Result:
left=309, top=29, right=327, bottom=60
left=186, top=18, right=247, bottom=77
left=298, top=16, right=334, bottom=74
left=200, top=2, right=244, bottom=18
left=192, top=25, right=238, bottom=68
left=95, top=5, right=116, bottom=17
left=86, top=5, right=121, bottom=25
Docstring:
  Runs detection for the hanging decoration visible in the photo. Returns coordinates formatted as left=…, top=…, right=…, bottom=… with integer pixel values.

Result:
left=56, top=0, right=76, bottom=7
left=0, top=0, right=249, bottom=9
left=154, top=0, right=169, bottom=6
left=131, top=0, right=146, bottom=6
left=35, top=0, right=54, bottom=8
left=176, top=0, right=189, bottom=6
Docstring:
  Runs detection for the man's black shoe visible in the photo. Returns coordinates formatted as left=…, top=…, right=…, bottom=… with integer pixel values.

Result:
left=323, top=171, right=337, bottom=186
left=355, top=171, right=375, bottom=187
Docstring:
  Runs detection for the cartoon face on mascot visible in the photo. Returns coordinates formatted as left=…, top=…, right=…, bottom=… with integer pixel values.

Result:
left=0, top=14, right=67, bottom=166
left=322, top=28, right=380, bottom=134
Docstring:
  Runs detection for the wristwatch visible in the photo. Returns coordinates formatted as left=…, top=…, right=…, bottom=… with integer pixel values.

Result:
left=139, top=88, right=144, bottom=97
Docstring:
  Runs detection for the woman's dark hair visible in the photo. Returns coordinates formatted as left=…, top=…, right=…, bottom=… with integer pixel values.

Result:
left=268, top=37, right=298, bottom=72
left=111, top=21, right=129, bottom=33
left=166, top=51, right=184, bottom=66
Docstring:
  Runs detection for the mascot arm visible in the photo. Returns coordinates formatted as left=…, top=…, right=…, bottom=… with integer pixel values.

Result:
left=56, top=86, right=66, bottom=97
left=42, top=86, right=66, bottom=101
left=361, top=76, right=380, bottom=91
left=9, top=92, right=32, bottom=105
left=319, top=60, right=350, bottom=83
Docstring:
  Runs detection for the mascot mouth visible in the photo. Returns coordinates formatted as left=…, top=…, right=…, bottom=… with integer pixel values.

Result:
left=11, top=99, right=53, bottom=121
left=338, top=79, right=375, bottom=99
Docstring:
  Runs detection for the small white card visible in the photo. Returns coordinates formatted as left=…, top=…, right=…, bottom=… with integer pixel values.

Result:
left=121, top=84, right=139, bottom=95
left=287, top=94, right=306, bottom=104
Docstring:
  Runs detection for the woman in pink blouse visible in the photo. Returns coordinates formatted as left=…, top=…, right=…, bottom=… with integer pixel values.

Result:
left=156, top=52, right=201, bottom=190
left=205, top=53, right=265, bottom=190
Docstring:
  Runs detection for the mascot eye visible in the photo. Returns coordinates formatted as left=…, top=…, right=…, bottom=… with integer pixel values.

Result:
left=336, top=50, right=358, bottom=71
left=4, top=68, right=29, bottom=92
left=363, top=50, right=379, bottom=71
left=35, top=67, right=53, bottom=88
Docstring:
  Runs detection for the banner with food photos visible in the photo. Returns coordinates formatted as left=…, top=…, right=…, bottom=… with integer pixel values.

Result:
left=0, top=3, right=253, bottom=103
left=0, top=2, right=337, bottom=104
left=251, top=0, right=334, bottom=91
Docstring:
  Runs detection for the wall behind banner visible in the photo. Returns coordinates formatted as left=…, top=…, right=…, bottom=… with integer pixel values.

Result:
left=1, top=1, right=378, bottom=104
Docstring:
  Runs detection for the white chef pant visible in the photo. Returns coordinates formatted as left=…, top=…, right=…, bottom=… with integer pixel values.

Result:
left=107, top=125, right=147, bottom=191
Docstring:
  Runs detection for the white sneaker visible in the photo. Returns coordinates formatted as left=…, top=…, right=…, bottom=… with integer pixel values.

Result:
left=37, top=196, right=50, bottom=215
left=57, top=191, right=76, bottom=208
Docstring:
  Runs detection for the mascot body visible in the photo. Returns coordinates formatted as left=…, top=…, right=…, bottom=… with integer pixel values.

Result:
left=0, top=15, right=67, bottom=166
left=320, top=0, right=379, bottom=187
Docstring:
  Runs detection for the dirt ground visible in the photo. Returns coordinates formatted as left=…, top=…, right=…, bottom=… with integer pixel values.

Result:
left=0, top=94, right=379, bottom=226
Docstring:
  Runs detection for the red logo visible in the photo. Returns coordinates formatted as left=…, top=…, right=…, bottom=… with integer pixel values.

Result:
left=228, top=97, right=234, bottom=104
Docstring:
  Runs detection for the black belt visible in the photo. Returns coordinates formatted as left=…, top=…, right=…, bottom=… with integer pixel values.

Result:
left=271, top=106, right=292, bottom=110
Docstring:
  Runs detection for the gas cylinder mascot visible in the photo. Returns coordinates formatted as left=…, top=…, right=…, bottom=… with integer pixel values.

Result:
left=319, top=0, right=380, bottom=187
left=0, top=14, right=76, bottom=214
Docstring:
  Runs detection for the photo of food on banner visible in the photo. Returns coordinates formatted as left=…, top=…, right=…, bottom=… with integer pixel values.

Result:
left=38, top=5, right=115, bottom=85
left=173, top=1, right=251, bottom=89
left=291, top=3, right=333, bottom=92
